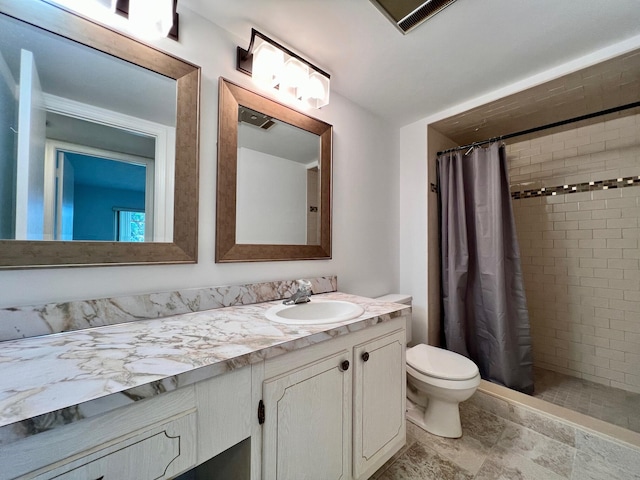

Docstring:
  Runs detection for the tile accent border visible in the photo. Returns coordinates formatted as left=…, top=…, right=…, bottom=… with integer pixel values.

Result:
left=512, top=175, right=640, bottom=200
left=0, top=276, right=337, bottom=342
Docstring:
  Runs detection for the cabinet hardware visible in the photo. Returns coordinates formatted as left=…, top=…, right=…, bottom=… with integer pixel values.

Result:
left=258, top=399, right=265, bottom=425
left=340, top=360, right=350, bottom=371
left=362, top=352, right=370, bottom=362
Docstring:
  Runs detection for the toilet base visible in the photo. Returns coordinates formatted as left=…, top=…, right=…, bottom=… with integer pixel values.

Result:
left=406, top=397, right=463, bottom=438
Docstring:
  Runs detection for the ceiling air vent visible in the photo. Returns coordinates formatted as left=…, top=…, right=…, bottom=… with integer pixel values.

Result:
left=239, top=106, right=275, bottom=130
left=370, top=0, right=458, bottom=34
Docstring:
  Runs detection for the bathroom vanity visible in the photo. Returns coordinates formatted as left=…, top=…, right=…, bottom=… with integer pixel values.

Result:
left=0, top=291, right=408, bottom=480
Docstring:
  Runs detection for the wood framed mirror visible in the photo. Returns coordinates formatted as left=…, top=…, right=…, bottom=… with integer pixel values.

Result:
left=0, top=0, right=199, bottom=269
left=216, top=78, right=332, bottom=262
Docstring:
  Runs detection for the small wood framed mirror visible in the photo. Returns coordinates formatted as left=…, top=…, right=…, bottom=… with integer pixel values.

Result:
left=216, top=79, right=332, bottom=262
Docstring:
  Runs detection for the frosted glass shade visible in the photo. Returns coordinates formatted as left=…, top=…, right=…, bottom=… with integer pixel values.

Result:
left=281, top=58, right=309, bottom=100
left=305, top=72, right=330, bottom=108
left=252, top=41, right=284, bottom=89
left=129, top=0, right=173, bottom=39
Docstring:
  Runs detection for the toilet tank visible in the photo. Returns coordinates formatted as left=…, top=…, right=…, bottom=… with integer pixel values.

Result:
left=376, top=294, right=412, bottom=342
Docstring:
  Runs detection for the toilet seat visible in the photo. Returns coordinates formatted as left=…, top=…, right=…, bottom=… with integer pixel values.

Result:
left=407, top=344, right=479, bottom=381
left=407, top=364, right=480, bottom=391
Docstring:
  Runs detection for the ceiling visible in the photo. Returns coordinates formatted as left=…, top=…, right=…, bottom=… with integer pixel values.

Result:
left=239, top=119, right=319, bottom=165
left=47, top=112, right=156, bottom=158
left=181, top=0, right=640, bottom=127
left=432, top=49, right=640, bottom=145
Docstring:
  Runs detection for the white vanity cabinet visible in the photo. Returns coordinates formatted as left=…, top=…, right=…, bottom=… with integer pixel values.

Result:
left=2, top=312, right=407, bottom=480
left=257, top=318, right=406, bottom=480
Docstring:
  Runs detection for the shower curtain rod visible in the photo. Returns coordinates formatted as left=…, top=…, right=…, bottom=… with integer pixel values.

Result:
left=437, top=101, right=640, bottom=156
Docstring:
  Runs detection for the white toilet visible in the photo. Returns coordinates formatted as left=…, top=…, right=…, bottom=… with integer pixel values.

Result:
left=406, top=344, right=480, bottom=438
left=376, top=294, right=481, bottom=439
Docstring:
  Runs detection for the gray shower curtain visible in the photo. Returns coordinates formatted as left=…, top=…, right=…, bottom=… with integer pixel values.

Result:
left=438, top=143, right=533, bottom=394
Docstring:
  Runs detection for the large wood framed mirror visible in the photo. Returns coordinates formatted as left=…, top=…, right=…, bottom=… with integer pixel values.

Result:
left=0, top=0, right=199, bottom=268
left=216, top=79, right=332, bottom=262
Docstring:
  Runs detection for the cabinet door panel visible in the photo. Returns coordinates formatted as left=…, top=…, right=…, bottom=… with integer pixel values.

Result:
left=34, top=412, right=196, bottom=480
left=353, top=330, right=406, bottom=479
left=263, top=350, right=350, bottom=480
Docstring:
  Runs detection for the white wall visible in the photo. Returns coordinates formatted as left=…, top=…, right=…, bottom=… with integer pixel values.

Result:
left=236, top=147, right=307, bottom=245
left=399, top=119, right=429, bottom=345
left=0, top=7, right=400, bottom=307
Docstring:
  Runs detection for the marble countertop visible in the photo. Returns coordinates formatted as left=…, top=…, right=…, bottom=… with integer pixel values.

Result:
left=0, top=292, right=409, bottom=441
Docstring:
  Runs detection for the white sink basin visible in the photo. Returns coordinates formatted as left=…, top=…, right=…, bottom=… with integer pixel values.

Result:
left=265, top=299, right=365, bottom=325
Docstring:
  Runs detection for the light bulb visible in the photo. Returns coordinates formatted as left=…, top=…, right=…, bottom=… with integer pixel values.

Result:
left=129, top=0, right=173, bottom=40
left=281, top=58, right=309, bottom=100
left=305, top=72, right=330, bottom=108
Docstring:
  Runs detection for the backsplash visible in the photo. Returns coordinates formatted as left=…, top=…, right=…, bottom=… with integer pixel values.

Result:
left=0, top=276, right=337, bottom=342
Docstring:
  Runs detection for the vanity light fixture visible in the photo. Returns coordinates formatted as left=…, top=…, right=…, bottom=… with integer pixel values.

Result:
left=114, top=0, right=179, bottom=40
left=237, top=29, right=330, bottom=108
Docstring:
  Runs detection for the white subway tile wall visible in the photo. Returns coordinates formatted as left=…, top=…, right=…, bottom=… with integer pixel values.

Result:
left=507, top=112, right=640, bottom=394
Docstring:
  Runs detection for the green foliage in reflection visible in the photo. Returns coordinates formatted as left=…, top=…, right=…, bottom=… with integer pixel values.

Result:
left=128, top=212, right=145, bottom=242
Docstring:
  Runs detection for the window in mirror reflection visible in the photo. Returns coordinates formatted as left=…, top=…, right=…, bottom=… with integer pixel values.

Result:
left=236, top=106, right=321, bottom=245
left=116, top=209, right=146, bottom=242
left=0, top=12, right=176, bottom=243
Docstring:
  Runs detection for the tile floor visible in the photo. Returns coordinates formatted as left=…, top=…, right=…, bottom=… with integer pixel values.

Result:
left=532, top=367, right=640, bottom=434
left=371, top=400, right=639, bottom=480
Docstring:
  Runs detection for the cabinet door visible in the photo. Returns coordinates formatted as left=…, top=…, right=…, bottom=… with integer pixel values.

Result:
left=353, top=330, right=406, bottom=479
left=263, top=350, right=351, bottom=480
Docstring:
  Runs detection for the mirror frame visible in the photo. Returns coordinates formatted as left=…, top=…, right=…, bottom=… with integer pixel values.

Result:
left=0, top=0, right=199, bottom=269
left=216, top=78, right=332, bottom=262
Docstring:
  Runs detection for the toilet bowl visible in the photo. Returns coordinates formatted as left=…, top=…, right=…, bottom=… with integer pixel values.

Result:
left=406, top=344, right=480, bottom=438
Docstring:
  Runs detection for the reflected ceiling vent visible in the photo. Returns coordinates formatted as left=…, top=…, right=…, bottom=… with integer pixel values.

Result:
left=238, top=106, right=276, bottom=130
left=370, top=0, right=458, bottom=34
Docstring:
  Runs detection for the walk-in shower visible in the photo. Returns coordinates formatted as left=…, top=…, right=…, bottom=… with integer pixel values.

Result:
left=426, top=47, right=640, bottom=442
left=506, top=109, right=640, bottom=433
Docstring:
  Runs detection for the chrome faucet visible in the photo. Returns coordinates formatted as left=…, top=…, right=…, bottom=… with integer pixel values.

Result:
left=283, top=279, right=313, bottom=305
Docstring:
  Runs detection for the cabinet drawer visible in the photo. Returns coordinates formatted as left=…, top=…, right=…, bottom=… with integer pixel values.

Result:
left=32, top=412, right=196, bottom=480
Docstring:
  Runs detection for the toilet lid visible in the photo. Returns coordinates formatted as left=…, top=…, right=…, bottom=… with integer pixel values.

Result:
left=406, top=344, right=479, bottom=380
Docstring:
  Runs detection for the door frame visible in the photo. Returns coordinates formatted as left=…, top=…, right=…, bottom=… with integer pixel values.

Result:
left=44, top=140, right=156, bottom=241
left=43, top=92, right=175, bottom=241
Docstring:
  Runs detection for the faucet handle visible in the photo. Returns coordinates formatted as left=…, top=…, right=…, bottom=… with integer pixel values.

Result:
left=296, top=279, right=312, bottom=293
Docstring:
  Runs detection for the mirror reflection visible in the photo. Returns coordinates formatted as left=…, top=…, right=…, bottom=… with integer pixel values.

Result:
left=236, top=106, right=321, bottom=245
left=0, top=12, right=176, bottom=243
left=216, top=78, right=331, bottom=262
